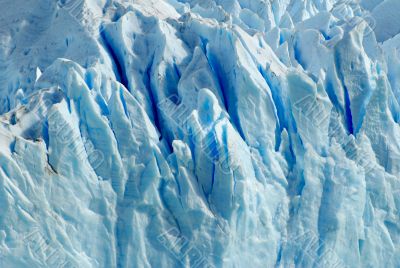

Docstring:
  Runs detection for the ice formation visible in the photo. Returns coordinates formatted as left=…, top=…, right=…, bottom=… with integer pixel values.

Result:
left=0, top=0, right=400, bottom=267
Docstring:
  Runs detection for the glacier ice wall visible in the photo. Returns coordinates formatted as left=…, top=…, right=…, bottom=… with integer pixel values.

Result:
left=0, top=0, right=400, bottom=267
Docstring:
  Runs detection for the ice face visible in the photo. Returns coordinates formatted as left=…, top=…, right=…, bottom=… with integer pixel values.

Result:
left=0, top=0, right=399, bottom=267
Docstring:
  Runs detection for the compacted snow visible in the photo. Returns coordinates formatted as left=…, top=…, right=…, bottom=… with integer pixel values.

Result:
left=0, top=0, right=400, bottom=267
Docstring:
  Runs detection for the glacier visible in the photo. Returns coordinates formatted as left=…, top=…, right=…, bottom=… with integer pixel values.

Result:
left=0, top=0, right=400, bottom=267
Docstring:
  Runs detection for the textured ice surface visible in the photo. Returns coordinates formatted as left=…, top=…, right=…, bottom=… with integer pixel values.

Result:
left=0, top=0, right=400, bottom=267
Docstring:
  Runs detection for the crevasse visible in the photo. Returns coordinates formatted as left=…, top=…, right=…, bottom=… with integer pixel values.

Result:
left=0, top=0, right=400, bottom=267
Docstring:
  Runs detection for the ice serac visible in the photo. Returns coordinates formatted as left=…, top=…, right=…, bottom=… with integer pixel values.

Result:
left=0, top=0, right=400, bottom=267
